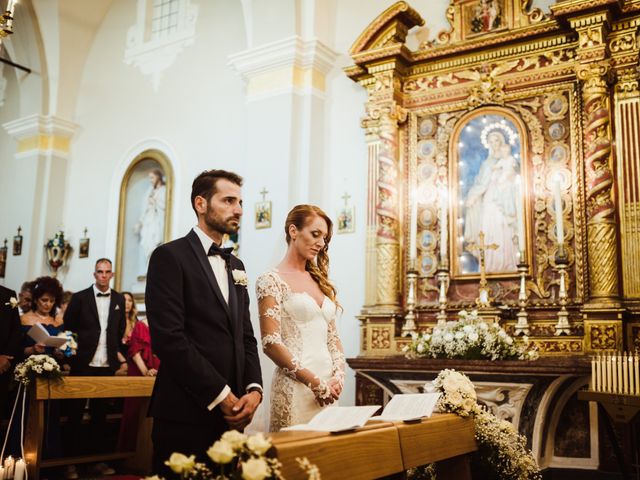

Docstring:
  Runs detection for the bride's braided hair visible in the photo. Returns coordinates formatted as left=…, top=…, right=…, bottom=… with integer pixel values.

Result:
left=285, top=205, right=338, bottom=306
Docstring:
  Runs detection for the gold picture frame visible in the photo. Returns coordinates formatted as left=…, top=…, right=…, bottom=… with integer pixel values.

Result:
left=255, top=201, right=272, bottom=229
left=450, top=106, right=531, bottom=279
left=115, top=150, right=173, bottom=293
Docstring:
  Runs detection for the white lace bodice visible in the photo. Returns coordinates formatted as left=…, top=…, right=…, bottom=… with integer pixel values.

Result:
left=255, top=270, right=346, bottom=430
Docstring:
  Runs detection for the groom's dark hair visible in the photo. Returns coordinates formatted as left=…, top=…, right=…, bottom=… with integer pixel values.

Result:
left=191, top=169, right=243, bottom=214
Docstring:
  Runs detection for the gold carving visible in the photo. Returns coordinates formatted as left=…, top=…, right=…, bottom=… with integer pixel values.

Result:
left=370, top=326, right=393, bottom=350
left=588, top=223, right=619, bottom=298
left=531, top=338, right=583, bottom=355
left=467, top=73, right=506, bottom=107
left=584, top=320, right=623, bottom=352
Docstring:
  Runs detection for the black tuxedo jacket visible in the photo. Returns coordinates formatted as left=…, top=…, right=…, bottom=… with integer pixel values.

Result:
left=63, top=286, right=125, bottom=373
left=146, top=229, right=262, bottom=427
left=0, top=285, right=22, bottom=364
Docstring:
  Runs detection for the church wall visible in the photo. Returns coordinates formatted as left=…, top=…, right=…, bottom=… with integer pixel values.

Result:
left=61, top=0, right=249, bottom=291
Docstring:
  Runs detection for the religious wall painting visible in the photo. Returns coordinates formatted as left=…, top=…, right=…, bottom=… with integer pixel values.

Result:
left=337, top=205, right=356, bottom=234
left=418, top=139, right=437, bottom=160
left=465, top=0, right=506, bottom=36
left=420, top=253, right=437, bottom=277
left=255, top=188, right=272, bottom=230
left=115, top=150, right=173, bottom=293
left=543, top=93, right=568, bottom=119
left=418, top=116, right=436, bottom=138
left=78, top=228, right=90, bottom=259
left=451, top=108, right=529, bottom=278
left=12, top=227, right=22, bottom=256
left=0, top=239, right=7, bottom=278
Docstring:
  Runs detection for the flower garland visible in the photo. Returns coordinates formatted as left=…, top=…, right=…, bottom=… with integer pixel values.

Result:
left=404, top=310, right=538, bottom=361
left=426, top=369, right=541, bottom=480
left=147, top=430, right=320, bottom=480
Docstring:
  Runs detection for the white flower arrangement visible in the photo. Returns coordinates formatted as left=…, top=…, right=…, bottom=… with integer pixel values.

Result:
left=151, top=430, right=320, bottom=480
left=232, top=269, right=248, bottom=287
left=404, top=310, right=538, bottom=361
left=4, top=296, right=18, bottom=309
left=14, top=354, right=63, bottom=386
left=425, top=369, right=541, bottom=480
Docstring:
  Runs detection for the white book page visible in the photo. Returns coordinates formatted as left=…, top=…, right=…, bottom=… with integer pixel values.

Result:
left=27, top=323, right=66, bottom=348
left=373, top=393, right=440, bottom=422
left=282, top=405, right=381, bottom=432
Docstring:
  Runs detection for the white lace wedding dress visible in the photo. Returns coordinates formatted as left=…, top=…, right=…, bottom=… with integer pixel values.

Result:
left=256, top=270, right=345, bottom=432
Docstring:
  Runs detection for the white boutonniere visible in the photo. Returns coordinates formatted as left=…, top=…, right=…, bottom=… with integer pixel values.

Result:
left=4, top=297, right=18, bottom=309
left=232, top=269, right=248, bottom=287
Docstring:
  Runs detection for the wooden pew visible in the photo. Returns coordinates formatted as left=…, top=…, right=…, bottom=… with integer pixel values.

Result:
left=25, top=376, right=155, bottom=480
left=270, top=414, right=477, bottom=479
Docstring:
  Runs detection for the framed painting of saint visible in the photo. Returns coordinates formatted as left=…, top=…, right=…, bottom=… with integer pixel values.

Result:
left=463, top=0, right=508, bottom=37
left=115, top=150, right=173, bottom=294
left=450, top=108, right=529, bottom=278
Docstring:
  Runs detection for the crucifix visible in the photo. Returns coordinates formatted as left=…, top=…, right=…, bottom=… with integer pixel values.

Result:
left=466, top=231, right=498, bottom=307
left=341, top=192, right=351, bottom=206
left=260, top=187, right=269, bottom=202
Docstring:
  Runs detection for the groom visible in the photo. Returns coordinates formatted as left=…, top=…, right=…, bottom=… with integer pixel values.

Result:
left=146, top=169, right=262, bottom=475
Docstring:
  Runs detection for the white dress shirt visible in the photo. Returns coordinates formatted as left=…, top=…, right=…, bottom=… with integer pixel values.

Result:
left=89, top=284, right=111, bottom=367
left=192, top=226, right=262, bottom=410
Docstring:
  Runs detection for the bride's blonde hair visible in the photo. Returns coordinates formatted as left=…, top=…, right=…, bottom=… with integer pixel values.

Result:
left=285, top=205, right=338, bottom=306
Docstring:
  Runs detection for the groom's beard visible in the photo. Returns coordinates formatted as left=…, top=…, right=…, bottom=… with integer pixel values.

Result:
left=204, top=206, right=240, bottom=236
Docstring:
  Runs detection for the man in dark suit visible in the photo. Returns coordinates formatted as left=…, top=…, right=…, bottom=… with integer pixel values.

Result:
left=0, top=285, right=21, bottom=422
left=146, top=169, right=262, bottom=475
left=63, top=259, right=125, bottom=478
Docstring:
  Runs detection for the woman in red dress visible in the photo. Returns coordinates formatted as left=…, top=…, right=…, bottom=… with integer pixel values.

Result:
left=116, top=317, right=160, bottom=451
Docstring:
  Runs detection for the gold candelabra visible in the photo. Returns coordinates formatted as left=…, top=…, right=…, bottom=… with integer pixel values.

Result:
left=402, top=258, right=418, bottom=336
left=0, top=1, right=17, bottom=44
left=554, top=246, right=571, bottom=335
left=514, top=253, right=529, bottom=336
left=436, top=266, right=449, bottom=324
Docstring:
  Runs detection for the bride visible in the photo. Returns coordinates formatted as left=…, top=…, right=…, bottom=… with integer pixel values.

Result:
left=256, top=205, right=345, bottom=431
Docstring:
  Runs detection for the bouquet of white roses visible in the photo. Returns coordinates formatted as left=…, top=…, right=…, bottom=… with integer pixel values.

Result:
left=153, top=430, right=320, bottom=480
left=404, top=310, right=538, bottom=361
left=429, top=369, right=541, bottom=480
left=14, top=354, right=63, bottom=386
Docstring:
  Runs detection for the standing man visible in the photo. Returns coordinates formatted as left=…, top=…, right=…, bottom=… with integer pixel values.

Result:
left=63, top=259, right=125, bottom=479
left=146, top=170, right=262, bottom=475
left=0, top=285, right=21, bottom=423
left=17, top=282, right=32, bottom=315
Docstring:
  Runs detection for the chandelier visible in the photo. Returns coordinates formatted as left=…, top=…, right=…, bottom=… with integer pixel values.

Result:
left=0, top=0, right=17, bottom=45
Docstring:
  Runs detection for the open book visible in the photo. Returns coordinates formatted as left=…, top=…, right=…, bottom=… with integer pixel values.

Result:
left=282, top=405, right=381, bottom=433
left=371, top=393, right=441, bottom=422
left=27, top=323, right=67, bottom=348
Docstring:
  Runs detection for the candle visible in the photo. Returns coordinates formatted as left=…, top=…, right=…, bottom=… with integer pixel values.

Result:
left=4, top=456, right=14, bottom=479
left=612, top=355, right=618, bottom=394
left=623, top=353, right=628, bottom=394
left=553, top=176, right=564, bottom=248
left=516, top=175, right=526, bottom=255
left=633, top=354, right=640, bottom=395
left=439, top=188, right=448, bottom=264
left=607, top=354, right=612, bottom=392
left=7, top=0, right=14, bottom=14
left=409, top=189, right=418, bottom=262
left=0, top=466, right=4, bottom=480
left=591, top=356, right=596, bottom=391
left=596, top=354, right=602, bottom=391
left=13, top=459, right=24, bottom=480
left=618, top=354, right=623, bottom=394
left=627, top=353, right=635, bottom=395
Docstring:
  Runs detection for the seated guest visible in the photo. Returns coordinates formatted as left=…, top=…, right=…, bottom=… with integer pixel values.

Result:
left=59, top=291, right=73, bottom=317
left=9, top=277, right=65, bottom=458
left=17, top=281, right=33, bottom=315
left=116, top=314, right=159, bottom=451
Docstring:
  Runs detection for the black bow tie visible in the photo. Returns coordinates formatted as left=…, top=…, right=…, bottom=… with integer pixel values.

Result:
left=96, top=292, right=110, bottom=297
left=208, top=243, right=233, bottom=261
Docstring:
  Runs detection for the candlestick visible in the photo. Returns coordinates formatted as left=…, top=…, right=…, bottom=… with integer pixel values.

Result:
left=402, top=261, right=418, bottom=337
left=514, top=260, right=529, bottom=336
left=554, top=253, right=570, bottom=335
left=409, top=189, right=418, bottom=262
left=553, top=176, right=564, bottom=251
left=436, top=267, right=449, bottom=324
left=596, top=354, right=602, bottom=391
left=607, top=354, right=612, bottom=393
left=13, top=459, right=24, bottom=480
left=0, top=466, right=4, bottom=480
left=439, top=188, right=448, bottom=265
left=591, top=356, right=596, bottom=391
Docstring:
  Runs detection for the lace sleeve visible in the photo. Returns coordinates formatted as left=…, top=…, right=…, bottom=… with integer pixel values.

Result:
left=255, top=273, right=332, bottom=401
left=327, top=315, right=346, bottom=387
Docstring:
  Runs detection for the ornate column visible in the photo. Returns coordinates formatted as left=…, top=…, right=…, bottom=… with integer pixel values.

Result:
left=570, top=12, right=623, bottom=352
left=358, top=71, right=407, bottom=354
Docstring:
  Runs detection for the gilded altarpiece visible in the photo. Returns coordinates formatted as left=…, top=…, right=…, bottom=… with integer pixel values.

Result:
left=347, top=0, right=640, bottom=358
left=346, top=0, right=640, bottom=471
